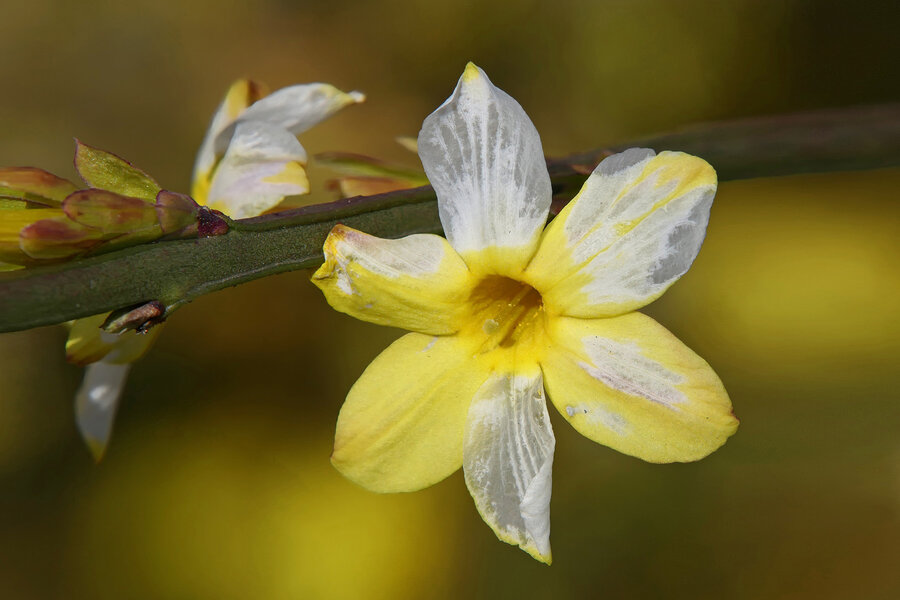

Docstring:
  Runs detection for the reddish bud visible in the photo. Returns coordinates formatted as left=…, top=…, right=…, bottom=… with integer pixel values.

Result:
left=19, top=217, right=103, bottom=259
left=196, top=207, right=229, bottom=237
left=63, top=189, right=159, bottom=233
left=155, top=190, right=200, bottom=234
left=0, top=167, right=79, bottom=206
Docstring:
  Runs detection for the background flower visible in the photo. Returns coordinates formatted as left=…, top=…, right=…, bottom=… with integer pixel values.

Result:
left=67, top=80, right=363, bottom=460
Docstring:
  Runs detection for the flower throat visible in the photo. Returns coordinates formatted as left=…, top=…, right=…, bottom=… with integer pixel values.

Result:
left=468, top=275, right=544, bottom=352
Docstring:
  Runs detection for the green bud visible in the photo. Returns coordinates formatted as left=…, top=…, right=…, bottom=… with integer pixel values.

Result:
left=74, top=140, right=161, bottom=200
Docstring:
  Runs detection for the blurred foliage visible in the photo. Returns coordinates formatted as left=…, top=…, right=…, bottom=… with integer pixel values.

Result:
left=1, top=0, right=898, bottom=598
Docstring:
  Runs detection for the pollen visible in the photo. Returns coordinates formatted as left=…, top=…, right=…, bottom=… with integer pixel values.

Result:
left=466, top=276, right=546, bottom=357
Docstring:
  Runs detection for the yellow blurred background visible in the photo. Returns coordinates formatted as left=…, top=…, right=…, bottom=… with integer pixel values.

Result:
left=1, top=1, right=898, bottom=598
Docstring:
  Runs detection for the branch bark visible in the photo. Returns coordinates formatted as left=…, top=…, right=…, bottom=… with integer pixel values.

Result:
left=2, top=103, right=899, bottom=333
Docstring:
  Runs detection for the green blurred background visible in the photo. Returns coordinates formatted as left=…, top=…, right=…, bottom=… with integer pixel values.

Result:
left=1, top=0, right=899, bottom=598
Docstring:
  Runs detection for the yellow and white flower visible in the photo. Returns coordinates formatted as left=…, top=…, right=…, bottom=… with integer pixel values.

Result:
left=191, top=79, right=365, bottom=217
left=72, top=79, right=364, bottom=460
left=312, top=63, right=738, bottom=563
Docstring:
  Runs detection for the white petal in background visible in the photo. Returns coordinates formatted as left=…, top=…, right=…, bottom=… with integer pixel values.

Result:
left=192, top=80, right=264, bottom=190
left=214, top=83, right=365, bottom=154
left=418, top=64, right=552, bottom=271
left=206, top=121, right=310, bottom=219
left=75, top=361, right=131, bottom=462
left=528, top=149, right=717, bottom=317
left=464, top=370, right=555, bottom=563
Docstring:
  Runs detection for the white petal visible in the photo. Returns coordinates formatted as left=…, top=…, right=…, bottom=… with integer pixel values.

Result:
left=192, top=80, right=264, bottom=195
left=418, top=63, right=551, bottom=273
left=214, top=83, right=365, bottom=154
left=206, top=121, right=310, bottom=219
left=464, top=369, right=555, bottom=563
left=527, top=149, right=717, bottom=317
left=75, top=361, right=131, bottom=461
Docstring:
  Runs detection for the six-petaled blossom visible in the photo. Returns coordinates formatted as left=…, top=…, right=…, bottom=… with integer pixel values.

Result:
left=69, top=79, right=364, bottom=460
left=312, top=63, right=738, bottom=563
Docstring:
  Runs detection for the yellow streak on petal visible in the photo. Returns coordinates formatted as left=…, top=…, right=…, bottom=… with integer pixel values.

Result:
left=395, top=136, right=418, bottom=153
left=261, top=161, right=310, bottom=191
left=489, top=531, right=551, bottom=565
left=191, top=168, right=212, bottom=207
left=0, top=207, right=64, bottom=263
left=191, top=79, right=268, bottom=206
left=0, top=207, right=64, bottom=235
left=66, top=314, right=115, bottom=365
left=224, top=80, right=252, bottom=120
left=525, top=151, right=716, bottom=317
left=223, top=79, right=268, bottom=119
left=462, top=61, right=482, bottom=82
left=345, top=90, right=366, bottom=104
left=611, top=153, right=716, bottom=238
left=652, top=150, right=717, bottom=194
left=84, top=436, right=109, bottom=463
left=67, top=313, right=162, bottom=366
left=313, top=86, right=365, bottom=111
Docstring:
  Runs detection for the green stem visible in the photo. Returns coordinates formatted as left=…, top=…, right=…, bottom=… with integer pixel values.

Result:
left=1, top=103, right=898, bottom=333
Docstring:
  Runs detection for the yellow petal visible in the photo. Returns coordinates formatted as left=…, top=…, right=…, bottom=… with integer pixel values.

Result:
left=0, top=207, right=65, bottom=264
left=66, top=314, right=161, bottom=367
left=541, top=312, right=737, bottom=463
left=527, top=149, right=716, bottom=317
left=395, top=136, right=418, bottom=154
left=332, top=332, right=488, bottom=493
left=312, top=225, right=475, bottom=335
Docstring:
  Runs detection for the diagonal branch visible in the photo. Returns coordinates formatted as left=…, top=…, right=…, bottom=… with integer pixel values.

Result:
left=1, top=103, right=899, bottom=333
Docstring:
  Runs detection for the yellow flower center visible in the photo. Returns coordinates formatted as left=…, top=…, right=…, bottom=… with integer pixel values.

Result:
left=465, top=276, right=547, bottom=367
